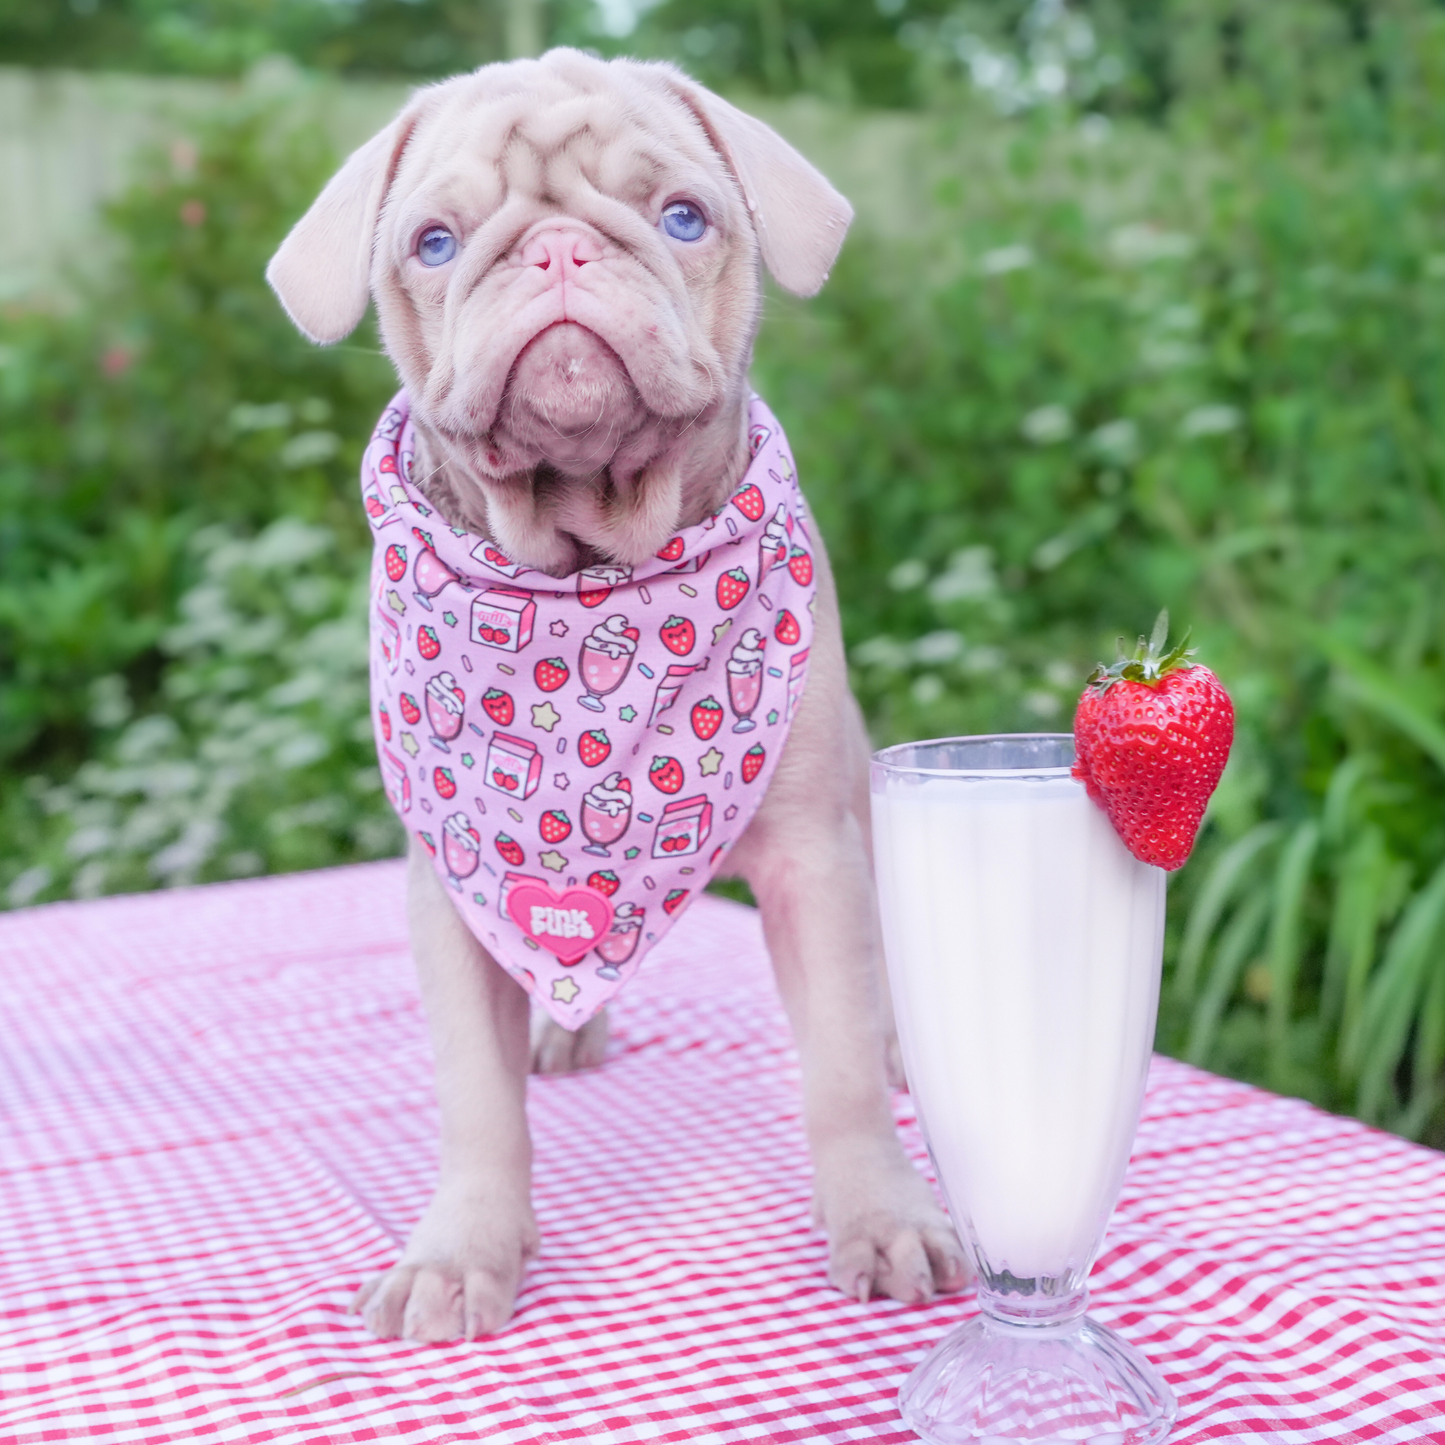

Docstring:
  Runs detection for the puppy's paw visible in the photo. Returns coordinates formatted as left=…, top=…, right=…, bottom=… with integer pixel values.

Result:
left=815, top=1144, right=970, bottom=1306
left=530, top=1005, right=609, bottom=1074
left=351, top=1185, right=538, bottom=1341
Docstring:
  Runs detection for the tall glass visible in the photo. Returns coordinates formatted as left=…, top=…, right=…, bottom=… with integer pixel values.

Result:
left=871, top=734, right=1175, bottom=1445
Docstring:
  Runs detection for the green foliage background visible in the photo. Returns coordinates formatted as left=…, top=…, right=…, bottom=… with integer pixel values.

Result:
left=4, top=0, right=1445, bottom=1143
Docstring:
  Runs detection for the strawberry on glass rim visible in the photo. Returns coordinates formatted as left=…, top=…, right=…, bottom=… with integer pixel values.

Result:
left=1071, top=611, right=1234, bottom=871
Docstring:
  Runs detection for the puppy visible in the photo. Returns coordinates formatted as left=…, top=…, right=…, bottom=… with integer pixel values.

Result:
left=268, top=47, right=965, bottom=1341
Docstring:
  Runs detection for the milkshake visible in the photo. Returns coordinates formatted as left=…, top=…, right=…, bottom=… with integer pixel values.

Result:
left=870, top=734, right=1174, bottom=1445
left=442, top=812, right=481, bottom=889
left=581, top=772, right=632, bottom=856
left=578, top=614, right=638, bottom=711
left=758, top=503, right=790, bottom=577
left=726, top=629, right=766, bottom=733
left=596, top=900, right=644, bottom=978
left=425, top=672, right=465, bottom=751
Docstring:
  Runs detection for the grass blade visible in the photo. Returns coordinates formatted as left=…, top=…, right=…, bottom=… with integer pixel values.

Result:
left=1186, top=886, right=1271, bottom=1067
left=1353, top=857, right=1445, bottom=1123
left=1267, top=820, right=1321, bottom=1089
left=1174, top=822, right=1283, bottom=1002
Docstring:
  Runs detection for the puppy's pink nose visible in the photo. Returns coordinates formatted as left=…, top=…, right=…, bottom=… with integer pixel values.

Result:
left=520, top=228, right=603, bottom=274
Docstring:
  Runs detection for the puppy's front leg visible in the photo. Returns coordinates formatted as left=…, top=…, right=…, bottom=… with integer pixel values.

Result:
left=731, top=556, right=969, bottom=1306
left=352, top=836, right=538, bottom=1340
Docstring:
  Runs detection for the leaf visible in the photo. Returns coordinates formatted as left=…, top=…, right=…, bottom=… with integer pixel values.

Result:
left=1174, top=823, right=1283, bottom=1002
left=1319, top=636, right=1445, bottom=777
left=1186, top=887, right=1271, bottom=1066
left=1266, top=820, right=1321, bottom=1087
left=1321, top=825, right=1388, bottom=1033
left=1352, top=857, right=1445, bottom=1124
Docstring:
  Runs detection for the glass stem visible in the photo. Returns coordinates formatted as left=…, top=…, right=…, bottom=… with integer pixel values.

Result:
left=976, top=1280, right=1089, bottom=1331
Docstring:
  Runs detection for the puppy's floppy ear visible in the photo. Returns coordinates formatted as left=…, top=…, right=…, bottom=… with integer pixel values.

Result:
left=266, top=112, right=419, bottom=345
left=659, top=68, right=853, bottom=297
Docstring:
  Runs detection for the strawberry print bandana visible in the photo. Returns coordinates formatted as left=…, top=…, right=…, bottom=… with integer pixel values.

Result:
left=364, top=392, right=818, bottom=1029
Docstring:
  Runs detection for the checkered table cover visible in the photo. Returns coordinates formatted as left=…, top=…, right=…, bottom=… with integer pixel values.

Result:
left=3, top=862, right=1444, bottom=1444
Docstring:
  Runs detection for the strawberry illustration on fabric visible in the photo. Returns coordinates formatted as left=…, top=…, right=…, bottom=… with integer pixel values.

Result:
left=1072, top=612, right=1234, bottom=870
left=364, top=390, right=816, bottom=1031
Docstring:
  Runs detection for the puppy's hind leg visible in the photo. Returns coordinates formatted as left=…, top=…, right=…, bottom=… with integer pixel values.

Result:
left=352, top=836, right=538, bottom=1341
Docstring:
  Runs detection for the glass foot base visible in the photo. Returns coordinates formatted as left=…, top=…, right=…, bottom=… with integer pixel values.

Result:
left=900, top=1311, right=1176, bottom=1445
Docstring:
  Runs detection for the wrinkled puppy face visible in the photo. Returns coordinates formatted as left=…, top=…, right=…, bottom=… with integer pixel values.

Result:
left=382, top=59, right=754, bottom=509
left=268, top=51, right=852, bottom=573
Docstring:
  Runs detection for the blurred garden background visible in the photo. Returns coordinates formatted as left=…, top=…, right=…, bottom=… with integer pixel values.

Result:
left=3, top=0, right=1445, bottom=1145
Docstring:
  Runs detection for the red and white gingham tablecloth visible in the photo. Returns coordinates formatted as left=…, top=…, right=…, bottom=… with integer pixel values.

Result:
left=2, top=861, right=1444, bottom=1443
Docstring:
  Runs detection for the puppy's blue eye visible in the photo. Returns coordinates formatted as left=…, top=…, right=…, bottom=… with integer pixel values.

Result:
left=418, top=227, right=457, bottom=266
left=661, top=202, right=707, bottom=243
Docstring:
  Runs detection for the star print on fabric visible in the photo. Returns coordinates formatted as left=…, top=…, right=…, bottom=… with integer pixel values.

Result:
left=618, top=705, right=637, bottom=723
left=712, top=619, right=733, bottom=645
left=386, top=590, right=406, bottom=614
left=767, top=709, right=779, bottom=725
left=724, top=804, right=738, bottom=821
left=553, top=773, right=570, bottom=791
left=531, top=701, right=561, bottom=732
left=442, top=611, right=458, bottom=627
left=698, top=748, right=724, bottom=776
left=539, top=850, right=567, bottom=872
left=552, top=976, right=580, bottom=1004
left=549, top=618, right=570, bottom=637
left=400, top=733, right=419, bottom=757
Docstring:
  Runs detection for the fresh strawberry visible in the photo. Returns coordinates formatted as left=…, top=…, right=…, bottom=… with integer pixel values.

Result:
left=741, top=743, right=765, bottom=784
left=417, top=625, right=441, bottom=660
left=649, top=756, right=684, bottom=793
left=656, top=536, right=685, bottom=562
left=660, top=615, right=695, bottom=656
left=399, top=693, right=422, bottom=725
left=1072, top=612, right=1234, bottom=871
left=731, top=482, right=765, bottom=522
left=586, top=869, right=621, bottom=897
left=539, top=809, right=572, bottom=844
left=384, top=543, right=407, bottom=582
left=578, top=729, right=611, bottom=767
left=535, top=657, right=569, bottom=692
left=378, top=704, right=392, bottom=742
left=481, top=688, right=514, bottom=726
left=787, top=547, right=813, bottom=587
left=662, top=888, right=689, bottom=916
left=434, top=766, right=457, bottom=800
left=378, top=455, right=397, bottom=474
left=716, top=567, right=750, bottom=611
left=774, top=609, right=801, bottom=645
left=495, top=832, right=524, bottom=866
left=690, top=696, right=724, bottom=740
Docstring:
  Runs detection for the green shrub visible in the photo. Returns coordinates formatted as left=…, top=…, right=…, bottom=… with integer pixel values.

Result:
left=4, top=0, right=1445, bottom=1142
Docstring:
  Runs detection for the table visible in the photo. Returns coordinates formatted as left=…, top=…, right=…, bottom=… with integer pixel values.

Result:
left=2, top=861, right=1443, bottom=1443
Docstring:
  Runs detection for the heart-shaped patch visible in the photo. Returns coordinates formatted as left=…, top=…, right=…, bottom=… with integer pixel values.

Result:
left=506, top=882, right=615, bottom=965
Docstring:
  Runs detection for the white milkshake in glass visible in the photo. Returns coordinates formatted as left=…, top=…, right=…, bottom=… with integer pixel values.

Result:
left=871, top=734, right=1175, bottom=1445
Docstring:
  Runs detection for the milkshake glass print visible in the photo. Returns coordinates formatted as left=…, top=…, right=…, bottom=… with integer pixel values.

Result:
left=425, top=672, right=466, bottom=751
left=726, top=629, right=765, bottom=732
left=871, top=734, right=1175, bottom=1445
left=581, top=772, right=632, bottom=856
left=578, top=615, right=637, bottom=712
left=441, top=812, right=481, bottom=891
left=595, top=900, right=644, bottom=979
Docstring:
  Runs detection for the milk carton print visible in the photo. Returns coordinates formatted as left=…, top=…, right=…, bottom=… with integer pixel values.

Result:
left=470, top=539, right=532, bottom=579
left=652, top=795, right=713, bottom=858
left=381, top=747, right=411, bottom=813
left=471, top=587, right=536, bottom=652
left=486, top=733, right=543, bottom=798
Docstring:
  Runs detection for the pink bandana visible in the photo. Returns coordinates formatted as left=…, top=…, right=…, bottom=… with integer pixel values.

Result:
left=363, top=392, right=818, bottom=1029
